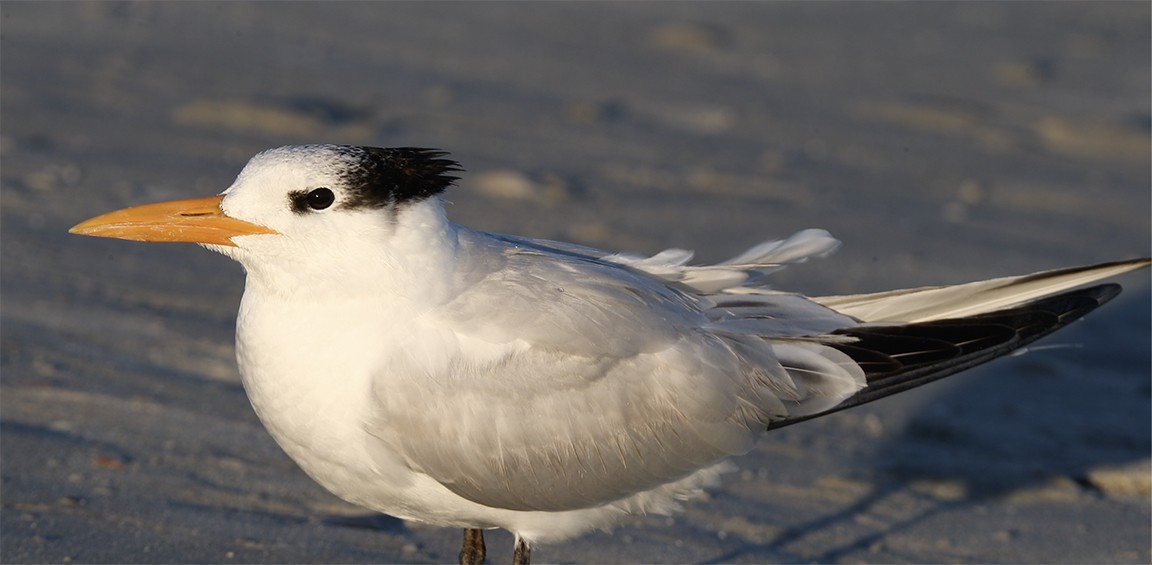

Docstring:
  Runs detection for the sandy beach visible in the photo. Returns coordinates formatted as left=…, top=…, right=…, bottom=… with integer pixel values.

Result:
left=2, top=3, right=1149, bottom=563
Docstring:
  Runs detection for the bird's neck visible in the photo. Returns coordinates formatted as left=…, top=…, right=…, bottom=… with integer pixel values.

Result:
left=242, top=202, right=462, bottom=309
left=232, top=202, right=464, bottom=456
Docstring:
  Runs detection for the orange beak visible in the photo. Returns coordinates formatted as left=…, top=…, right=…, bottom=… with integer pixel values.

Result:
left=69, top=195, right=278, bottom=247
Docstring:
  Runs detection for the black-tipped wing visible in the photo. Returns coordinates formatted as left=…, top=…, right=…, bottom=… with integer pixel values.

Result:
left=767, top=283, right=1122, bottom=430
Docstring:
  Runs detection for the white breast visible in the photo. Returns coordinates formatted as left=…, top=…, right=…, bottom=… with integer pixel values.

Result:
left=236, top=287, right=456, bottom=511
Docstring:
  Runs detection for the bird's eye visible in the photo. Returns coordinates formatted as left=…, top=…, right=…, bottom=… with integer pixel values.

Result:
left=306, top=187, right=335, bottom=210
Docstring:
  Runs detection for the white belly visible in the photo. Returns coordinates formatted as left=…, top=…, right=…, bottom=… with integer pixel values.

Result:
left=234, top=291, right=462, bottom=521
left=231, top=287, right=726, bottom=543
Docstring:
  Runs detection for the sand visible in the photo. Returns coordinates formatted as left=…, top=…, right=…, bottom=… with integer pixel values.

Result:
left=2, top=3, right=1149, bottom=563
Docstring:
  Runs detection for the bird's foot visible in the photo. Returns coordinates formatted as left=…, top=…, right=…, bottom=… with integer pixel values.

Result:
left=459, top=528, right=486, bottom=565
left=513, top=536, right=531, bottom=565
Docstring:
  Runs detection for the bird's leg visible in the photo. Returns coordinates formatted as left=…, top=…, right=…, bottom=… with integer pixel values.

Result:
left=512, top=536, right=531, bottom=565
left=459, top=528, right=486, bottom=565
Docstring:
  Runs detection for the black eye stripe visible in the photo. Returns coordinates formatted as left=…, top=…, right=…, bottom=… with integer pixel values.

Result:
left=290, top=187, right=336, bottom=213
left=283, top=147, right=461, bottom=213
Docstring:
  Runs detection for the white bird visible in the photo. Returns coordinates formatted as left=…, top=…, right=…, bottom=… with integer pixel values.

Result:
left=71, top=145, right=1149, bottom=564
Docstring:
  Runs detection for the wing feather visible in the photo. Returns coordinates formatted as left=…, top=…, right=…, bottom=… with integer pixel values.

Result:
left=366, top=230, right=864, bottom=512
left=813, top=258, right=1149, bottom=323
left=364, top=228, right=1145, bottom=514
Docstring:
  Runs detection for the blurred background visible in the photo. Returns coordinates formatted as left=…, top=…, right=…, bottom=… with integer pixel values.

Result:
left=2, top=3, right=1148, bottom=563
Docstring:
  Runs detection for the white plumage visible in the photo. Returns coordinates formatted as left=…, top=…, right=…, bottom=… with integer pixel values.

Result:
left=70, top=145, right=1150, bottom=563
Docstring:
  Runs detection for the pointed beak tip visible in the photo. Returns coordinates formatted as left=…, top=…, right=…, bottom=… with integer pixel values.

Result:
left=68, top=221, right=97, bottom=236
left=66, top=196, right=277, bottom=246
left=68, top=215, right=116, bottom=237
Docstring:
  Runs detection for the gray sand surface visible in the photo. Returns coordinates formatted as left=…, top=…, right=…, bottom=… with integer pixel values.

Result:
left=2, top=3, right=1149, bottom=563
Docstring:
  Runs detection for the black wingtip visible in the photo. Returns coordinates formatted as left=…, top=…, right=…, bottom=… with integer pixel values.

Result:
left=768, top=283, right=1125, bottom=430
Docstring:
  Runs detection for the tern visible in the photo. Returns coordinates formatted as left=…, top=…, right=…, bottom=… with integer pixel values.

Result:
left=71, top=145, right=1149, bottom=564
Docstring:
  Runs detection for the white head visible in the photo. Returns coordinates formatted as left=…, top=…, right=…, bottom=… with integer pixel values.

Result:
left=71, top=145, right=464, bottom=296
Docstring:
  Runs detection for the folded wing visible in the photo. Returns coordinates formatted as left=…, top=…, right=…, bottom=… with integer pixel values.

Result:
left=367, top=229, right=1146, bottom=513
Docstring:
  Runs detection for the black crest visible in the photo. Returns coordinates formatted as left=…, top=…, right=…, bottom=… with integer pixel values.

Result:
left=337, top=146, right=462, bottom=209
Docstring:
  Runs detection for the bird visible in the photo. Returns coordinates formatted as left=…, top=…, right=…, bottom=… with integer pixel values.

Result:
left=70, top=144, right=1149, bottom=564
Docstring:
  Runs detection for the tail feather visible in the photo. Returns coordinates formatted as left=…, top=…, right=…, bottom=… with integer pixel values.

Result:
left=768, top=283, right=1123, bottom=430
